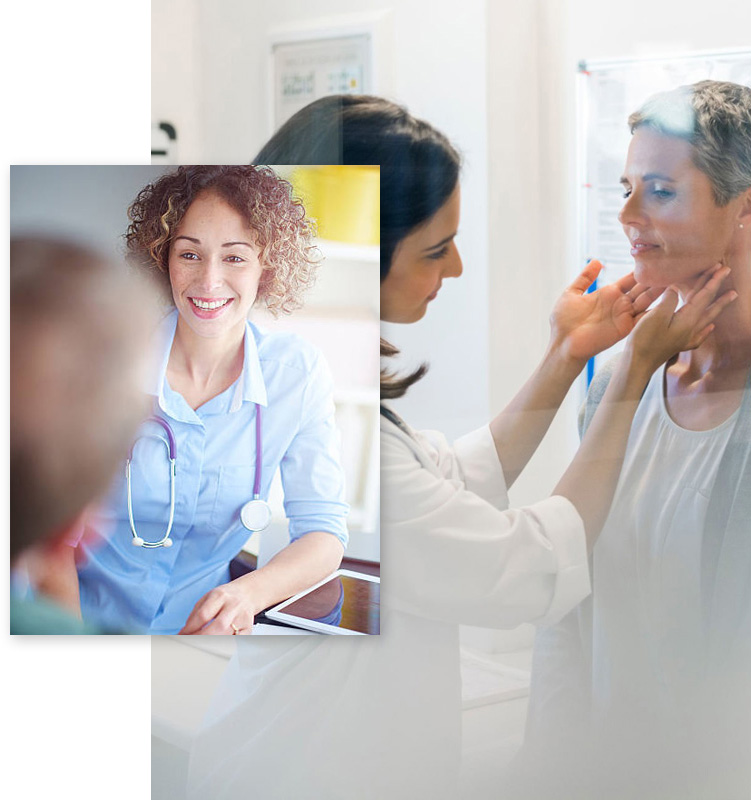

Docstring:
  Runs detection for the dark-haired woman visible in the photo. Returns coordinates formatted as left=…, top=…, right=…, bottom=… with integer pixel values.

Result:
left=187, top=97, right=734, bottom=798
left=77, top=165, right=348, bottom=635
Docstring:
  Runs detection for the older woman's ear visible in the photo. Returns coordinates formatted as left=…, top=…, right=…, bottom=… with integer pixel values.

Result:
left=737, top=187, right=751, bottom=228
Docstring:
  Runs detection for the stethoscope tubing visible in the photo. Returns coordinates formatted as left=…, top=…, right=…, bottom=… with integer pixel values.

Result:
left=127, top=406, right=267, bottom=548
left=126, top=417, right=177, bottom=548
left=253, top=403, right=262, bottom=499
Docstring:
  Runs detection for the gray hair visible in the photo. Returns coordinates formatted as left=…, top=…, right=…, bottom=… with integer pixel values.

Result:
left=628, top=80, right=751, bottom=205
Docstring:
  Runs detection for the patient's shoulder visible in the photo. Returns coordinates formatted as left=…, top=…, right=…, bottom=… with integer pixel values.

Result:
left=578, top=354, right=623, bottom=439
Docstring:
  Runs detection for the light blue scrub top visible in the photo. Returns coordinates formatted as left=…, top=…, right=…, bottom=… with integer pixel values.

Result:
left=78, top=311, right=349, bottom=634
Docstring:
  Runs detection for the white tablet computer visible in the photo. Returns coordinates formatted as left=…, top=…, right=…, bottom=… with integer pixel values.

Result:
left=264, top=569, right=380, bottom=635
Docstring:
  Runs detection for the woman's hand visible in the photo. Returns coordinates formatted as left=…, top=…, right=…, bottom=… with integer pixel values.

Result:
left=626, top=264, right=736, bottom=372
left=488, top=260, right=659, bottom=489
left=179, top=575, right=259, bottom=635
left=178, top=533, right=343, bottom=635
left=550, top=260, right=661, bottom=364
left=553, top=263, right=735, bottom=552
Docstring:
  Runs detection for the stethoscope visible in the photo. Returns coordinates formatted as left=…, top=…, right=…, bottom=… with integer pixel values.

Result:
left=125, top=406, right=272, bottom=548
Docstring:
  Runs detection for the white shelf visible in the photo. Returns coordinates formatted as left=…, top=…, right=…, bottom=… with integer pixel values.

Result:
left=333, top=387, right=380, bottom=405
left=317, top=238, right=379, bottom=264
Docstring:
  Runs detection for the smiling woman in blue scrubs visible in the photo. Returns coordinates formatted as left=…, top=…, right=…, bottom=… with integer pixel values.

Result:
left=77, top=165, right=348, bottom=635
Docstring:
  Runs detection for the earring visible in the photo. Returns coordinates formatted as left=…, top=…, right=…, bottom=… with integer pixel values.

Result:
left=741, top=223, right=745, bottom=229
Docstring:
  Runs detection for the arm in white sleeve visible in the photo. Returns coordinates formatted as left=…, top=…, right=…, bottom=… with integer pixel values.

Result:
left=381, top=421, right=590, bottom=628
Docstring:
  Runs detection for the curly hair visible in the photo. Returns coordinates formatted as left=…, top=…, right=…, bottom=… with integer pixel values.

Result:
left=126, top=165, right=320, bottom=315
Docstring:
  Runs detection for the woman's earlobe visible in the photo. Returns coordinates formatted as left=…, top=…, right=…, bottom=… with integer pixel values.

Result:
left=737, top=188, right=751, bottom=227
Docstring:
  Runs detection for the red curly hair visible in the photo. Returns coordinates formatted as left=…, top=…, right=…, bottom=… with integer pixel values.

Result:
left=126, top=165, right=320, bottom=315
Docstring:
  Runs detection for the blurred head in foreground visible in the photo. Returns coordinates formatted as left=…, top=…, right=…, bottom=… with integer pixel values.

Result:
left=11, top=237, right=155, bottom=572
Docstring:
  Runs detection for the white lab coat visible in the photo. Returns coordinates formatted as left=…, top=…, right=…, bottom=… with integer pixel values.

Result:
left=186, top=412, right=590, bottom=800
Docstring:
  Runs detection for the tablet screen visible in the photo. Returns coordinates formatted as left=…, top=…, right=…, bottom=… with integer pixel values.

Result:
left=272, top=573, right=380, bottom=634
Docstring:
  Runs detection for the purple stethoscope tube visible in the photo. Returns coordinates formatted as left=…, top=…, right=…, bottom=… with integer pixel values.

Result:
left=126, top=406, right=270, bottom=549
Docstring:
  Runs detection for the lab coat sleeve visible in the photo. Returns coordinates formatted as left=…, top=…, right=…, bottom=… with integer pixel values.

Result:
left=280, top=351, right=349, bottom=547
left=382, top=423, right=590, bottom=628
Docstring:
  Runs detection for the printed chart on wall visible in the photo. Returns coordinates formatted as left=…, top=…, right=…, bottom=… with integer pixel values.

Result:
left=272, top=35, right=372, bottom=129
left=577, top=49, right=751, bottom=376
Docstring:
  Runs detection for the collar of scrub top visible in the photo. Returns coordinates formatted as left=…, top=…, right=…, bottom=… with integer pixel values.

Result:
left=147, top=310, right=268, bottom=423
left=129, top=310, right=271, bottom=546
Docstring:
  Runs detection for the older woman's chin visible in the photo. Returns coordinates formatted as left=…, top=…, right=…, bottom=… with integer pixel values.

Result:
left=633, top=263, right=667, bottom=289
left=633, top=261, right=709, bottom=291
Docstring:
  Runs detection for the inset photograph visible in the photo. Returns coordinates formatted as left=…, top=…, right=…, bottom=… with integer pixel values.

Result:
left=10, top=164, right=380, bottom=636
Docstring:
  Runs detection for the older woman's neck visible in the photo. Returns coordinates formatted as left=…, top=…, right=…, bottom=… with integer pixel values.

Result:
left=686, top=244, right=751, bottom=376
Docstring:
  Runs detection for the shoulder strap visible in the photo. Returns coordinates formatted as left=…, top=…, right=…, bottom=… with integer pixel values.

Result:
left=380, top=404, right=412, bottom=438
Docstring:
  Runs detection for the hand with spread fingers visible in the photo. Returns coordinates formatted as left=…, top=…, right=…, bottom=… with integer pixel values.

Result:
left=627, top=263, right=737, bottom=370
left=550, top=259, right=663, bottom=364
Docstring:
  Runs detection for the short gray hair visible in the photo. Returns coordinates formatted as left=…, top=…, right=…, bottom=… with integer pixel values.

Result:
left=628, top=80, right=751, bottom=206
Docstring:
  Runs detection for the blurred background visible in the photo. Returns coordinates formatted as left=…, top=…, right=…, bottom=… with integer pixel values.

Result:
left=10, top=165, right=380, bottom=566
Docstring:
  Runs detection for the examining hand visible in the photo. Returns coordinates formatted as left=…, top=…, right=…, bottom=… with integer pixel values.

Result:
left=627, top=264, right=736, bottom=371
left=550, top=260, right=661, bottom=364
left=179, top=575, right=259, bottom=635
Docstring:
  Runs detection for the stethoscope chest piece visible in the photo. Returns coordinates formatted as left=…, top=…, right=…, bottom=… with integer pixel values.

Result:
left=131, top=535, right=173, bottom=547
left=241, top=498, right=272, bottom=532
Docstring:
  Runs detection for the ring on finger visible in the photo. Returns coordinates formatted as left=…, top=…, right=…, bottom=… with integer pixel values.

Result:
left=231, top=623, right=240, bottom=635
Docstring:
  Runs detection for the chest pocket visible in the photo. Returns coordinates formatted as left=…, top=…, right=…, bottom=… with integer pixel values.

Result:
left=209, top=464, right=257, bottom=537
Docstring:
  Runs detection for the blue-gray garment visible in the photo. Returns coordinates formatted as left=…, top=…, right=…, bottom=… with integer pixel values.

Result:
left=580, top=355, right=751, bottom=670
left=10, top=595, right=106, bottom=635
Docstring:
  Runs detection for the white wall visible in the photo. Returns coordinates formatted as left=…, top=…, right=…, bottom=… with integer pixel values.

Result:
left=153, top=0, right=491, bottom=439
left=151, top=0, right=202, bottom=162
left=486, top=0, right=567, bottom=509
left=10, top=166, right=170, bottom=258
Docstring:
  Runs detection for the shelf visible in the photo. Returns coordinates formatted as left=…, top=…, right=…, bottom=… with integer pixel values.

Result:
left=316, top=238, right=379, bottom=264
left=333, top=387, right=380, bottom=405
